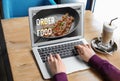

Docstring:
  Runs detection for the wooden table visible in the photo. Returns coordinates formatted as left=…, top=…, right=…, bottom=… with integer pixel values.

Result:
left=1, top=11, right=120, bottom=81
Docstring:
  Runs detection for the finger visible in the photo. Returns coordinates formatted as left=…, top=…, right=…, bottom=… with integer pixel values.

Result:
left=86, top=44, right=91, bottom=48
left=47, top=55, right=52, bottom=65
left=49, top=54, right=54, bottom=62
left=55, top=54, right=62, bottom=60
left=75, top=45, right=84, bottom=52
left=47, top=56, right=50, bottom=61
left=54, top=56, right=58, bottom=63
left=77, top=44, right=89, bottom=49
left=81, top=44, right=89, bottom=48
left=77, top=49, right=81, bottom=54
left=47, top=56, right=50, bottom=63
left=75, top=44, right=83, bottom=49
left=82, top=44, right=86, bottom=47
left=77, top=49, right=84, bottom=55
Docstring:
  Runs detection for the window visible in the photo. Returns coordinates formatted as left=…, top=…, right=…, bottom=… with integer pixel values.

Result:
left=93, top=0, right=120, bottom=25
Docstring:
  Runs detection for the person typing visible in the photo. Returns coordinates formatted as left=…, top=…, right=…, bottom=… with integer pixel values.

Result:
left=47, top=44, right=120, bottom=81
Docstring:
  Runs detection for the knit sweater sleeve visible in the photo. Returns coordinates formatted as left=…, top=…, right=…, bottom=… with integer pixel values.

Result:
left=88, top=55, right=120, bottom=81
left=53, top=72, right=68, bottom=81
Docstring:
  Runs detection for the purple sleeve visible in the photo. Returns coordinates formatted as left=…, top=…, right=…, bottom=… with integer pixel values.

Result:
left=53, top=72, right=68, bottom=81
left=88, top=55, right=120, bottom=81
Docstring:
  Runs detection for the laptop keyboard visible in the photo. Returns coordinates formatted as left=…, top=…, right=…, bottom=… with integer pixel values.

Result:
left=38, top=41, right=83, bottom=62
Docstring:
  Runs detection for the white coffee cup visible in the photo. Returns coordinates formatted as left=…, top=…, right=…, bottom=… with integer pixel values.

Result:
left=101, top=22, right=116, bottom=46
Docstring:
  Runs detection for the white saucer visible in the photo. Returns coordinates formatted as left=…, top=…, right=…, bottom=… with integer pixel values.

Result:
left=91, top=37, right=117, bottom=55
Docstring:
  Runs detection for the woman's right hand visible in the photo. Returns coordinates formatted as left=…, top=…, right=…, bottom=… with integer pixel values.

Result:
left=75, top=44, right=95, bottom=62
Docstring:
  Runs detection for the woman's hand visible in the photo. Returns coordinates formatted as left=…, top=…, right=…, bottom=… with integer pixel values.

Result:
left=75, top=44, right=95, bottom=62
left=47, top=54, right=66, bottom=75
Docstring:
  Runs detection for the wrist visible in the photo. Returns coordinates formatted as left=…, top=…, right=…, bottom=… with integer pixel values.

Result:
left=88, top=54, right=96, bottom=62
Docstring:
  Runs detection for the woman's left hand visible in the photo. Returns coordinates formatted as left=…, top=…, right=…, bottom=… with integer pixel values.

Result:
left=47, top=54, right=66, bottom=75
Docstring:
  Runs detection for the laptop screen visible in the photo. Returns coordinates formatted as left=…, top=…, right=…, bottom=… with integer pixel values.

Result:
left=29, top=3, right=84, bottom=46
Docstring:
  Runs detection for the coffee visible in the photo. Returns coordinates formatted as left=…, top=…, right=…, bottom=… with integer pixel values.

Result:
left=102, top=22, right=116, bottom=45
left=102, top=28, right=113, bottom=44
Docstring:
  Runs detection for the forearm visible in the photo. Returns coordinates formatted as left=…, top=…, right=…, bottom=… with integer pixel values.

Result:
left=53, top=72, right=68, bottom=81
left=88, top=55, right=120, bottom=81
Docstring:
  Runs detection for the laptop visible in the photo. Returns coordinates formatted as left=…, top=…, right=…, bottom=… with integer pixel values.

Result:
left=29, top=3, right=89, bottom=79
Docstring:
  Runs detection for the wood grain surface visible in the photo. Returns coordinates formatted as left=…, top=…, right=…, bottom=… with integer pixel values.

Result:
left=1, top=11, right=120, bottom=81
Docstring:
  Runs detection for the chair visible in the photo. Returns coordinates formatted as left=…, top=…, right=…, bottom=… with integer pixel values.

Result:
left=2, top=0, right=56, bottom=19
